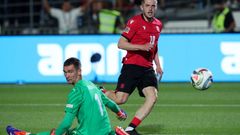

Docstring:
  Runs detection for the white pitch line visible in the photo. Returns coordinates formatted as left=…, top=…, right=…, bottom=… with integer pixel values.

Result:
left=0, top=103, right=240, bottom=107
left=0, top=103, right=64, bottom=106
left=126, top=104, right=240, bottom=107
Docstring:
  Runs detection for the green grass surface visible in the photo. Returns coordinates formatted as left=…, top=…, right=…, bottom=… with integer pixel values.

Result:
left=1, top=83, right=240, bottom=135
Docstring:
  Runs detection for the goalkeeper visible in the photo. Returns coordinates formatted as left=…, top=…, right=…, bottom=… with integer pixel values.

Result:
left=7, top=57, right=128, bottom=135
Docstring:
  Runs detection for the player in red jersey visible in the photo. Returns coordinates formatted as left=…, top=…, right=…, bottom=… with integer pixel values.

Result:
left=103, top=0, right=163, bottom=134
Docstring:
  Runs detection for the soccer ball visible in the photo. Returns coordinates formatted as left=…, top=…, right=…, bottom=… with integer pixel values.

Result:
left=190, top=68, right=213, bottom=90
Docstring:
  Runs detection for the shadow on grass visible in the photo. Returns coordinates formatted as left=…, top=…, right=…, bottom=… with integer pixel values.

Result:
left=139, top=124, right=164, bottom=134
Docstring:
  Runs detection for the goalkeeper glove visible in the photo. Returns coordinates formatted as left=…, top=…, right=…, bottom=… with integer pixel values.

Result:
left=117, top=109, right=127, bottom=121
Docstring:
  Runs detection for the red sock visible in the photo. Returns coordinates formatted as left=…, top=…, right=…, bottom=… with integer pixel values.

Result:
left=129, top=116, right=142, bottom=128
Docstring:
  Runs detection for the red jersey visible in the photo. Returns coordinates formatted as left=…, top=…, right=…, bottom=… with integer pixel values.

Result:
left=121, top=14, right=162, bottom=68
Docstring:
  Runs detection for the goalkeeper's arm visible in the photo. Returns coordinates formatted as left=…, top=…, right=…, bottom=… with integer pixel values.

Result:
left=101, top=92, right=127, bottom=120
left=54, top=112, right=75, bottom=135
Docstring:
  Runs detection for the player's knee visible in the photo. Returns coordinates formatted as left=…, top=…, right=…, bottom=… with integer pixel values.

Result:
left=143, top=90, right=158, bottom=104
left=152, top=95, right=158, bottom=104
left=151, top=94, right=158, bottom=104
left=116, top=95, right=128, bottom=105
left=146, top=94, right=158, bottom=105
left=115, top=92, right=129, bottom=105
left=115, top=97, right=127, bottom=105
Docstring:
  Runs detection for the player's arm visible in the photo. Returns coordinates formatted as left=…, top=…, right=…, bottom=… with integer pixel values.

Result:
left=54, top=89, right=82, bottom=134
left=100, top=92, right=127, bottom=120
left=43, top=0, right=61, bottom=19
left=224, top=12, right=236, bottom=32
left=55, top=112, right=75, bottom=135
left=154, top=52, right=163, bottom=75
left=79, top=0, right=92, bottom=13
left=118, top=36, right=153, bottom=51
left=43, top=0, right=51, bottom=13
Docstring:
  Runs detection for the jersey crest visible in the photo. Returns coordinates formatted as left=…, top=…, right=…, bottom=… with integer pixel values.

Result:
left=123, top=26, right=130, bottom=33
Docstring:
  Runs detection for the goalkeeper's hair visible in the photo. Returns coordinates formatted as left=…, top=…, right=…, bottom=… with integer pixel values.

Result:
left=64, top=57, right=81, bottom=70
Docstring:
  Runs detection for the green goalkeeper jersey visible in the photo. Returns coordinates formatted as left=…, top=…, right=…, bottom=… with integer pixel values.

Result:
left=61, top=80, right=115, bottom=135
left=31, top=80, right=120, bottom=135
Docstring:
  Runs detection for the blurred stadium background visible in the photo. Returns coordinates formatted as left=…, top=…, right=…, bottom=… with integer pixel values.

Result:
left=0, top=0, right=240, bottom=34
left=0, top=0, right=240, bottom=135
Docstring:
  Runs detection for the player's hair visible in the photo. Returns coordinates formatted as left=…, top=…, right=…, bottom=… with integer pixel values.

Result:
left=64, top=57, right=81, bottom=70
left=141, top=0, right=158, bottom=5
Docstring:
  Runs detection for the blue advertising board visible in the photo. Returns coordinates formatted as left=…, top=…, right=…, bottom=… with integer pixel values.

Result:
left=0, top=34, right=239, bottom=83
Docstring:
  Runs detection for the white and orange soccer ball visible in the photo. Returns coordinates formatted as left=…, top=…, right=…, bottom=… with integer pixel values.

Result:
left=191, top=68, right=213, bottom=90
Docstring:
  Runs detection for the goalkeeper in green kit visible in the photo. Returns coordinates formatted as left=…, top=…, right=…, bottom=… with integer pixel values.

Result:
left=6, top=57, right=129, bottom=135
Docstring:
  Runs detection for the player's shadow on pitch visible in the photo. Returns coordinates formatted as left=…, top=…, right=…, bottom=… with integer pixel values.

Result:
left=139, top=124, right=164, bottom=134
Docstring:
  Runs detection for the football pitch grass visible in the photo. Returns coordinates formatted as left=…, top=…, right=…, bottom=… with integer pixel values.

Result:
left=0, top=82, right=240, bottom=135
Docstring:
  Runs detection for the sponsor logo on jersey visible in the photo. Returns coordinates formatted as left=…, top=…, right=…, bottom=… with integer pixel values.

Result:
left=129, top=19, right=134, bottom=24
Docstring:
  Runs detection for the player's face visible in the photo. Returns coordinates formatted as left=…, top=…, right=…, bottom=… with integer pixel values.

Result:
left=62, top=2, right=71, bottom=12
left=63, top=64, right=81, bottom=85
left=141, top=0, right=157, bottom=21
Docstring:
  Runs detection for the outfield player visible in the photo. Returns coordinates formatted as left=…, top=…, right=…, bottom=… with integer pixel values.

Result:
left=103, top=0, right=163, bottom=134
left=7, top=57, right=128, bottom=135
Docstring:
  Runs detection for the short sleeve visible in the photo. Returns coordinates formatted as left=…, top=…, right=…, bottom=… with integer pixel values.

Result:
left=122, top=18, right=138, bottom=41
